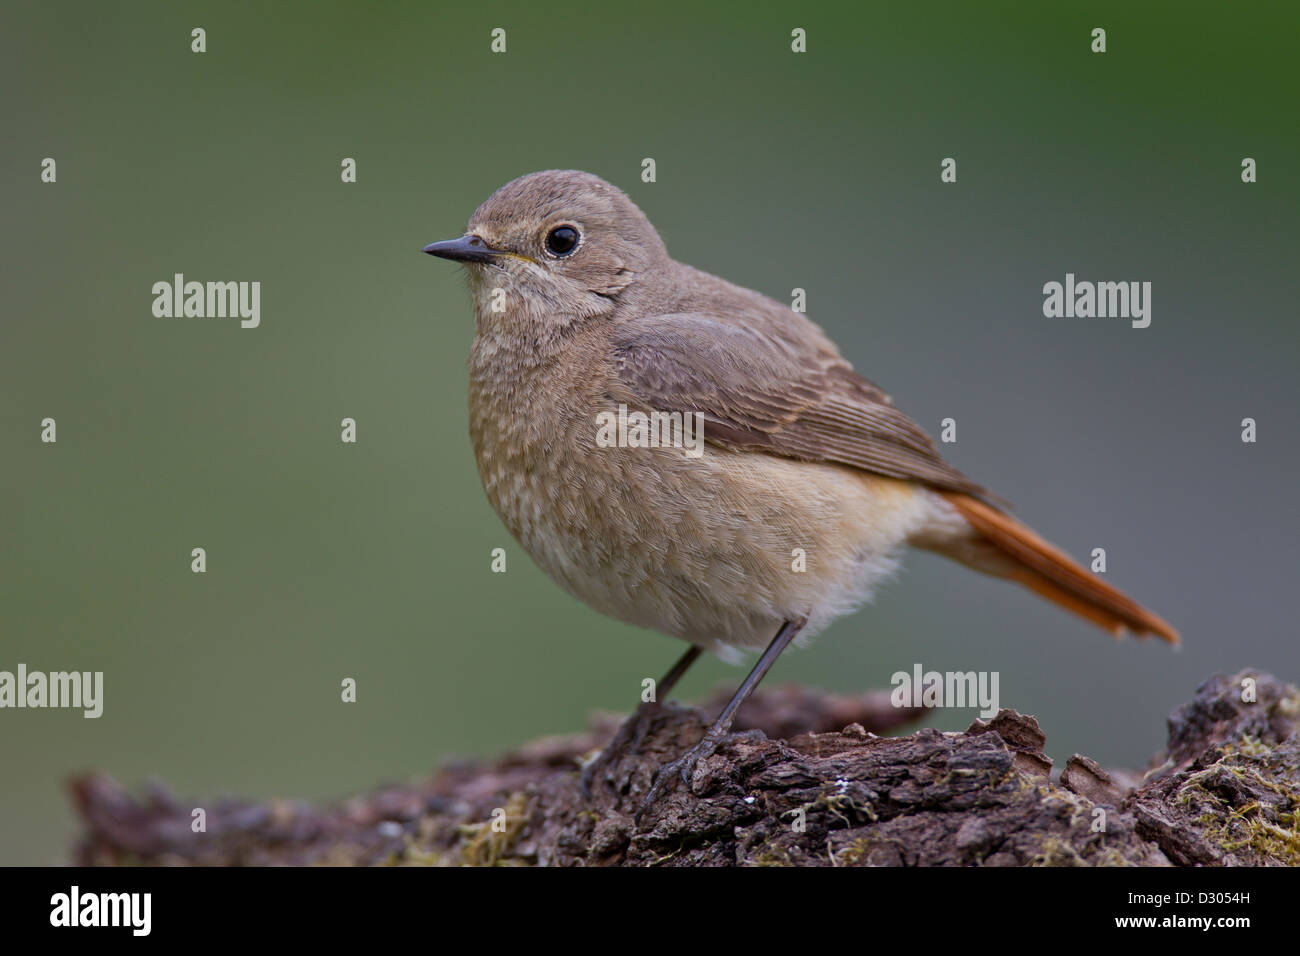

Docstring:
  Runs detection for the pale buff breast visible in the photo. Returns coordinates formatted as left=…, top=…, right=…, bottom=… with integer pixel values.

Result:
left=469, top=363, right=936, bottom=653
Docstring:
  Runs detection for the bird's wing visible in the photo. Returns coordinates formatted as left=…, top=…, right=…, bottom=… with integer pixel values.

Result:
left=607, top=312, right=1182, bottom=643
left=607, top=312, right=991, bottom=499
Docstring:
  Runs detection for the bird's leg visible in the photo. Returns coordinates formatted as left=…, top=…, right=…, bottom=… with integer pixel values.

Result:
left=657, top=644, right=705, bottom=698
left=637, top=617, right=807, bottom=817
left=580, top=644, right=703, bottom=797
left=617, top=644, right=703, bottom=754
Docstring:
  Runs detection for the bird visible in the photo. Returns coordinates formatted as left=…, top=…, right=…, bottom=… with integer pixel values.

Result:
left=422, top=169, right=1178, bottom=806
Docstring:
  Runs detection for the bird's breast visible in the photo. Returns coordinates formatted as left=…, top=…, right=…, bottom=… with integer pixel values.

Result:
left=466, top=331, right=934, bottom=650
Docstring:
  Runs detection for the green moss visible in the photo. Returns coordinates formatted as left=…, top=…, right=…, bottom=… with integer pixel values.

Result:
left=1169, top=745, right=1300, bottom=865
left=452, top=791, right=531, bottom=866
left=831, top=837, right=870, bottom=867
left=746, top=848, right=796, bottom=867
left=1029, top=836, right=1087, bottom=867
left=811, top=786, right=877, bottom=825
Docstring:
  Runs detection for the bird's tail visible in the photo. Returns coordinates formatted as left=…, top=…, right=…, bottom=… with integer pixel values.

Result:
left=938, top=492, right=1179, bottom=644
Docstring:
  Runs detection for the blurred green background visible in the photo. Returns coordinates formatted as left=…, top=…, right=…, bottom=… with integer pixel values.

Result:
left=2, top=1, right=1296, bottom=864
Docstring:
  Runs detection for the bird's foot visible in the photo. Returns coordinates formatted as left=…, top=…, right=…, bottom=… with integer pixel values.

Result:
left=635, top=730, right=724, bottom=820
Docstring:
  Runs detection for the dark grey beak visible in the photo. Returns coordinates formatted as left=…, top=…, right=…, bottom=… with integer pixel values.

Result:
left=422, top=234, right=500, bottom=263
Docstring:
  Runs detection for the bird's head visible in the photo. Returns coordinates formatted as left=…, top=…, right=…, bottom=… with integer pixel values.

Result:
left=424, top=170, right=668, bottom=326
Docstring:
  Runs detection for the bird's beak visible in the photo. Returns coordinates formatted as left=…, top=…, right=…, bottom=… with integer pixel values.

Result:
left=422, top=234, right=502, bottom=264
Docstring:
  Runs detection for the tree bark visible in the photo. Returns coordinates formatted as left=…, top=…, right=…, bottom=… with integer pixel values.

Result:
left=70, top=669, right=1299, bottom=866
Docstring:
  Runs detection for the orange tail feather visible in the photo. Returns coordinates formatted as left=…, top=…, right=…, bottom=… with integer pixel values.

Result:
left=942, top=493, right=1180, bottom=644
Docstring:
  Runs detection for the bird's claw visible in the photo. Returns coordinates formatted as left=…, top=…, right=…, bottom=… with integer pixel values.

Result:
left=635, top=732, right=722, bottom=821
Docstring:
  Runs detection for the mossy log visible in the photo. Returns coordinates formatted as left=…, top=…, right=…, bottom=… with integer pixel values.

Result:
left=70, top=670, right=1298, bottom=866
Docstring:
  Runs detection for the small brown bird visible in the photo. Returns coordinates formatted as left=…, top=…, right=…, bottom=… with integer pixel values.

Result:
left=424, top=170, right=1178, bottom=801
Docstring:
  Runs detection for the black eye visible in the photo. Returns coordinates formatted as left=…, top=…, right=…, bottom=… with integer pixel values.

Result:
left=545, top=225, right=579, bottom=257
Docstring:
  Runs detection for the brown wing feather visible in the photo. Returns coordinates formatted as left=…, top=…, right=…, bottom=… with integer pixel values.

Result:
left=609, top=313, right=991, bottom=498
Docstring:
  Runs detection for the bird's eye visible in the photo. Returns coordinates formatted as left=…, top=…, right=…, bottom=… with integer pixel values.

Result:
left=545, top=225, right=580, bottom=257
